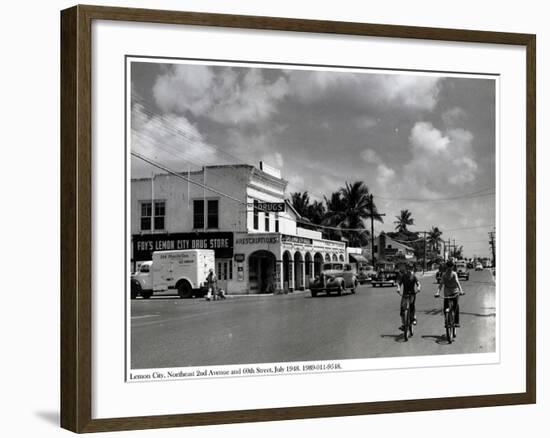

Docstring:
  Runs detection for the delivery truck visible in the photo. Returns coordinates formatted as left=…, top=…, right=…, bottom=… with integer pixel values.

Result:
left=130, top=249, right=215, bottom=299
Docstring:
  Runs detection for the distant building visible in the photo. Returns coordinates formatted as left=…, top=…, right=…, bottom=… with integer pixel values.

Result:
left=130, top=163, right=346, bottom=294
left=366, top=233, right=416, bottom=263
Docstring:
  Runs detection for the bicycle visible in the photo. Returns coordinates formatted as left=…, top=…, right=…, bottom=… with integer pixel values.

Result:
left=398, top=293, right=415, bottom=341
left=434, top=292, right=462, bottom=343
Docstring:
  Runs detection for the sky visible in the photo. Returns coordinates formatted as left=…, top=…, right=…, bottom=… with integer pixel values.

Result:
left=130, top=60, right=496, bottom=258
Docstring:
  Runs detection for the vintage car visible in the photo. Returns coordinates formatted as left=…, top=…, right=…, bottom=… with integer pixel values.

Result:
left=475, top=262, right=484, bottom=271
left=455, top=261, right=470, bottom=280
left=356, top=264, right=376, bottom=284
left=310, top=262, right=358, bottom=297
left=371, top=262, right=399, bottom=287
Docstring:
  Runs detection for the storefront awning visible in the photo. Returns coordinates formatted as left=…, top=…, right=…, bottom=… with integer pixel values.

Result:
left=349, top=254, right=369, bottom=263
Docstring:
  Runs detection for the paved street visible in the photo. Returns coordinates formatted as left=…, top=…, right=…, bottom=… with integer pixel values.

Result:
left=131, top=269, right=496, bottom=369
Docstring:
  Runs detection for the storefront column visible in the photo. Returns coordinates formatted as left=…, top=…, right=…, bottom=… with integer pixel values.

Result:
left=288, top=261, right=294, bottom=292
left=275, top=260, right=283, bottom=292
left=299, top=261, right=306, bottom=290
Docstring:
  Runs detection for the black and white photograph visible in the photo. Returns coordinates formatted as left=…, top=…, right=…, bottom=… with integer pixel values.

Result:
left=128, top=58, right=497, bottom=376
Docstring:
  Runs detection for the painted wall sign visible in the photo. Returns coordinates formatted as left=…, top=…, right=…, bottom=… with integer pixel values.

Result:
left=132, top=232, right=233, bottom=261
left=255, top=201, right=285, bottom=213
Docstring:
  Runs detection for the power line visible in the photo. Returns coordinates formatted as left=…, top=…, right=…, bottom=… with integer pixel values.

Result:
left=131, top=151, right=378, bottom=234
left=376, top=187, right=495, bottom=202
left=132, top=97, right=495, bottom=205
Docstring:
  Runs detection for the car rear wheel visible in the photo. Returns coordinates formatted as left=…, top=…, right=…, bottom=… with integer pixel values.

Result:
left=141, top=291, right=152, bottom=299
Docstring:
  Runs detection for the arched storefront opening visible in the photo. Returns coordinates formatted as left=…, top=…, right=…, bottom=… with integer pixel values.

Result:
left=294, top=251, right=304, bottom=290
left=282, top=250, right=293, bottom=291
left=339, top=254, right=345, bottom=262
left=314, top=253, right=324, bottom=277
left=305, top=252, right=312, bottom=278
left=325, top=253, right=331, bottom=262
left=248, top=250, right=277, bottom=294
left=332, top=254, right=338, bottom=262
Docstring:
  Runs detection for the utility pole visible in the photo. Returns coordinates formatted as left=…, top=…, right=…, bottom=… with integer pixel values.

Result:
left=489, top=230, right=496, bottom=268
left=368, top=194, right=385, bottom=266
left=423, top=231, right=427, bottom=273
left=151, top=171, right=155, bottom=233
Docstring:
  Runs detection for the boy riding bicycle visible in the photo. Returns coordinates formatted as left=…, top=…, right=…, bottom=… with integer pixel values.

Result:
left=396, top=263, right=421, bottom=331
left=435, top=260, right=465, bottom=326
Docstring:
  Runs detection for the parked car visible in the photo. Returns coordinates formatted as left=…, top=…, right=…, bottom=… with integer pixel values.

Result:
left=310, top=262, right=358, bottom=297
left=455, top=261, right=470, bottom=280
left=356, top=264, right=376, bottom=284
left=371, top=262, right=399, bottom=287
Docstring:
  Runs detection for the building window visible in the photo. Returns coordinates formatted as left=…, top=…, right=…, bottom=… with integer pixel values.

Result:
left=154, top=201, right=165, bottom=230
left=275, top=214, right=279, bottom=233
left=253, top=201, right=259, bottom=230
left=193, top=200, right=204, bottom=229
left=265, top=212, right=270, bottom=232
left=140, top=202, right=152, bottom=231
left=207, top=200, right=219, bottom=229
left=217, top=260, right=233, bottom=280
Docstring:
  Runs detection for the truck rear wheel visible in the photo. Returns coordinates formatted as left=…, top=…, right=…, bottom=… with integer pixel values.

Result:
left=177, top=281, right=193, bottom=299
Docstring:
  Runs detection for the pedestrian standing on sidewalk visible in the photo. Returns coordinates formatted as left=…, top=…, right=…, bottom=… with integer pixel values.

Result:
left=205, top=268, right=218, bottom=301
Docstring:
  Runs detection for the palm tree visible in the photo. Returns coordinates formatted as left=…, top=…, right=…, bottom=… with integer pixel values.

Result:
left=308, top=200, right=326, bottom=225
left=290, top=191, right=311, bottom=218
left=394, top=209, right=415, bottom=233
left=427, top=226, right=443, bottom=253
left=323, top=191, right=346, bottom=241
left=330, top=181, right=381, bottom=247
left=451, top=245, right=464, bottom=259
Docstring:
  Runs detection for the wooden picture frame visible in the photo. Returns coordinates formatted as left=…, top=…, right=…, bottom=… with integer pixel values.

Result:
left=60, top=4, right=536, bottom=433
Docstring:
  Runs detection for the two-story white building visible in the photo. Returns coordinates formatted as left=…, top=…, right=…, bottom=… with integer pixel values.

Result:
left=131, top=163, right=346, bottom=294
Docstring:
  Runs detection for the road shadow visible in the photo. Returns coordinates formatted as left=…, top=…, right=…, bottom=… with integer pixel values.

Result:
left=380, top=333, right=407, bottom=343
left=461, top=311, right=496, bottom=318
left=422, top=307, right=443, bottom=316
left=421, top=334, right=451, bottom=345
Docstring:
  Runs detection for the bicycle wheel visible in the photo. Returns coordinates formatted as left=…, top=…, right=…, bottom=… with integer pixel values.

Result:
left=452, top=306, right=457, bottom=338
left=409, top=312, right=414, bottom=337
left=403, top=307, right=409, bottom=341
left=445, top=309, right=452, bottom=344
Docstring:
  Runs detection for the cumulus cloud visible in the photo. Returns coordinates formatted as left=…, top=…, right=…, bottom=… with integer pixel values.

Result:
left=377, top=164, right=396, bottom=186
left=354, top=116, right=378, bottom=130
left=288, top=71, right=441, bottom=111
left=131, top=103, right=218, bottom=177
left=442, top=106, right=466, bottom=127
left=402, top=122, right=478, bottom=195
left=360, top=148, right=395, bottom=187
left=410, top=122, right=450, bottom=153
left=153, top=65, right=289, bottom=124
left=361, top=148, right=382, bottom=164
